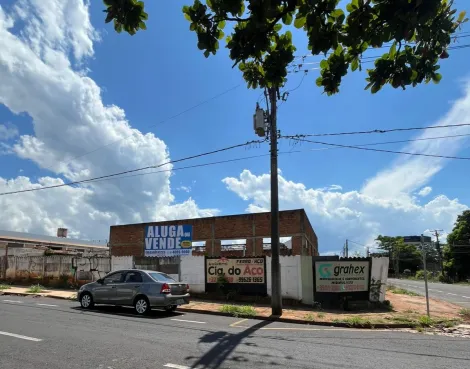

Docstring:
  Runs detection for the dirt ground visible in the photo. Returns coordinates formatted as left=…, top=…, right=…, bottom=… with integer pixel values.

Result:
left=183, top=290, right=467, bottom=325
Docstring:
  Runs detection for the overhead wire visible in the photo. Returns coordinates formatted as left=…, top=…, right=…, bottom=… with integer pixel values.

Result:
left=3, top=131, right=470, bottom=195
left=45, top=84, right=241, bottom=169
left=0, top=139, right=266, bottom=196
left=284, top=123, right=470, bottom=138
left=283, top=136, right=470, bottom=160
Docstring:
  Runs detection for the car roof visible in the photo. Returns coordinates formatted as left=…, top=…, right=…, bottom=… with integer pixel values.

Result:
left=112, top=269, right=164, bottom=274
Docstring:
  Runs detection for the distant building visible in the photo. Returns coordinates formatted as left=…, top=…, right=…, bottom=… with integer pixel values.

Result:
left=0, top=229, right=109, bottom=256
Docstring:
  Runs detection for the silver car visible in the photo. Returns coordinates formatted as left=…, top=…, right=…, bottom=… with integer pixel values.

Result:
left=78, top=269, right=190, bottom=315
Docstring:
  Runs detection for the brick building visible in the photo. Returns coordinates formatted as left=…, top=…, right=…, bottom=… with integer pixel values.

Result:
left=109, top=209, right=318, bottom=258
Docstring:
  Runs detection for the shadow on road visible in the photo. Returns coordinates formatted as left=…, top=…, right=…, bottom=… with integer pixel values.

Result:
left=186, top=319, right=286, bottom=368
left=71, top=305, right=183, bottom=319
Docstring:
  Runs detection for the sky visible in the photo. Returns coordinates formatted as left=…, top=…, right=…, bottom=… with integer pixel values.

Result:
left=0, top=0, right=470, bottom=255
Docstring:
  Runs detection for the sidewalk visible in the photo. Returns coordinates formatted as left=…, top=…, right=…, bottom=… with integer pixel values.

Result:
left=0, top=286, right=77, bottom=300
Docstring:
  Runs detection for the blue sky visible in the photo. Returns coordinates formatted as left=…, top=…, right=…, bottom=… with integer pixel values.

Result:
left=1, top=0, right=470, bottom=254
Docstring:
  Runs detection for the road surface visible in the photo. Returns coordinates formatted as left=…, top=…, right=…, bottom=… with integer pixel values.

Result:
left=0, top=295, right=469, bottom=369
left=388, top=279, right=470, bottom=308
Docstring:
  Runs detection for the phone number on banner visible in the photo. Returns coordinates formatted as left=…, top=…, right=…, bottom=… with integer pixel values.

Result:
left=145, top=250, right=191, bottom=257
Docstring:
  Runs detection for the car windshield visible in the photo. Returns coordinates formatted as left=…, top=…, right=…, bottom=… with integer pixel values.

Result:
left=148, top=272, right=176, bottom=283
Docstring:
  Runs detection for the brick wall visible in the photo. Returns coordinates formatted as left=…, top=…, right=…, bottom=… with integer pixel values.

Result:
left=109, top=209, right=318, bottom=257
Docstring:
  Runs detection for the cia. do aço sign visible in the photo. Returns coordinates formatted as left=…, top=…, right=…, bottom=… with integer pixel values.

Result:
left=206, top=257, right=265, bottom=284
left=315, top=261, right=370, bottom=293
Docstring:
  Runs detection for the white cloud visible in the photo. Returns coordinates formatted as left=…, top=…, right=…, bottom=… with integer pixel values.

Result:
left=0, top=2, right=217, bottom=239
left=0, top=122, right=19, bottom=140
left=362, top=81, right=470, bottom=199
left=177, top=185, right=192, bottom=193
left=222, top=170, right=467, bottom=253
left=418, top=186, right=432, bottom=197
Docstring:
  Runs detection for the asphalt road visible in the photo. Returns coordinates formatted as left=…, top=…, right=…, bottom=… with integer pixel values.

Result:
left=1, top=295, right=469, bottom=369
left=388, top=279, right=470, bottom=308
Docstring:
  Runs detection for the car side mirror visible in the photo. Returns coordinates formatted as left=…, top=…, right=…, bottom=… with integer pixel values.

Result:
left=97, top=278, right=104, bottom=284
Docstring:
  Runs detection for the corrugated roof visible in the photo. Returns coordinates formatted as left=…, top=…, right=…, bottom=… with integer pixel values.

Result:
left=0, top=229, right=108, bottom=249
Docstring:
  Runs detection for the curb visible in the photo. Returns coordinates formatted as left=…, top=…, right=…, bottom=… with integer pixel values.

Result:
left=0, top=291, right=77, bottom=301
left=176, top=307, right=415, bottom=329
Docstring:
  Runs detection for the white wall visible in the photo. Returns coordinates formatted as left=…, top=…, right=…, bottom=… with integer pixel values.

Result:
left=300, top=255, right=313, bottom=305
left=266, top=256, right=302, bottom=300
left=111, top=256, right=134, bottom=272
left=180, top=256, right=205, bottom=293
left=370, top=257, right=389, bottom=302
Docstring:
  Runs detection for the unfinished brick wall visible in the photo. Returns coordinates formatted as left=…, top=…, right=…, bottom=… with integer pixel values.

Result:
left=109, top=209, right=318, bottom=257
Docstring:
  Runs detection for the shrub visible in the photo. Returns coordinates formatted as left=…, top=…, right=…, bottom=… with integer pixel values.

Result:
left=27, top=284, right=44, bottom=293
left=219, top=304, right=256, bottom=318
left=0, top=284, right=10, bottom=290
left=459, top=308, right=470, bottom=320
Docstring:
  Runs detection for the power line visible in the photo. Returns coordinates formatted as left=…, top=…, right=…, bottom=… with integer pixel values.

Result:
left=290, top=43, right=470, bottom=73
left=44, top=84, right=241, bottom=169
left=293, top=34, right=470, bottom=60
left=284, top=136, right=470, bottom=161
left=0, top=139, right=265, bottom=196
left=284, top=123, right=470, bottom=139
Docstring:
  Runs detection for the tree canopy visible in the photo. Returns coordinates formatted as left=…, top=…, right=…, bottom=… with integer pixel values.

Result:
left=444, top=210, right=470, bottom=280
left=104, top=0, right=467, bottom=95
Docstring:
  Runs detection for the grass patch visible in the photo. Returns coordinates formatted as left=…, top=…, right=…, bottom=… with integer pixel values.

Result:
left=0, top=284, right=10, bottom=290
left=219, top=304, right=256, bottom=318
left=317, top=312, right=325, bottom=318
left=304, top=313, right=316, bottom=322
left=342, top=316, right=372, bottom=327
left=26, top=284, right=44, bottom=293
left=459, top=308, right=470, bottom=320
left=387, top=285, right=420, bottom=296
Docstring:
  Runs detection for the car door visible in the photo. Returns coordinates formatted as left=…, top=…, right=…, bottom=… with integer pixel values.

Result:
left=115, top=271, right=144, bottom=306
left=93, top=271, right=125, bottom=303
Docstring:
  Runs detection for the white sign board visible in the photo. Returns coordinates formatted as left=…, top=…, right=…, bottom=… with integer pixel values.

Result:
left=315, top=261, right=369, bottom=293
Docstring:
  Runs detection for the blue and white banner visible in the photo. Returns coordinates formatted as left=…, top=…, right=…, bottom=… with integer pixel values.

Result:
left=144, top=225, right=193, bottom=257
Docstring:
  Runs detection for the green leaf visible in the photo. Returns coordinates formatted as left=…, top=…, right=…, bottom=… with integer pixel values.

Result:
left=184, top=13, right=191, bottom=21
left=139, top=21, right=146, bottom=30
left=204, top=50, right=210, bottom=58
left=458, top=11, right=466, bottom=22
left=218, top=20, right=226, bottom=29
left=346, top=3, right=354, bottom=12
left=331, top=9, right=344, bottom=19
left=351, top=58, right=359, bottom=71
left=294, top=17, right=306, bottom=29
left=190, top=23, right=196, bottom=31
left=316, top=77, right=323, bottom=87
left=432, top=73, right=442, bottom=84
left=371, top=83, right=381, bottom=94
left=218, top=30, right=224, bottom=40
left=282, top=13, right=293, bottom=25
left=274, top=24, right=282, bottom=32
left=334, top=44, right=343, bottom=56
left=389, top=42, right=397, bottom=58
left=351, top=0, right=359, bottom=9
left=320, top=60, right=328, bottom=69
left=411, top=70, right=418, bottom=81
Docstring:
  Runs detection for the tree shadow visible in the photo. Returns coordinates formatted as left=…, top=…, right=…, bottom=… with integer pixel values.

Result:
left=185, top=319, right=278, bottom=368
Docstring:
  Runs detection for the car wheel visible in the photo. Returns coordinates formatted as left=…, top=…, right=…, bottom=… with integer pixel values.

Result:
left=80, top=292, right=94, bottom=309
left=164, top=305, right=177, bottom=312
left=134, top=296, right=150, bottom=315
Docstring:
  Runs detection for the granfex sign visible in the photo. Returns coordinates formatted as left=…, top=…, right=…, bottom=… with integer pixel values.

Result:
left=205, top=256, right=267, bottom=295
left=315, top=261, right=370, bottom=293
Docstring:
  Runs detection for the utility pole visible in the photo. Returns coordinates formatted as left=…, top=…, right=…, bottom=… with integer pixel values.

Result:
left=255, top=88, right=282, bottom=316
left=421, top=234, right=430, bottom=317
left=268, top=87, right=282, bottom=316
left=431, top=229, right=444, bottom=272
left=345, top=239, right=349, bottom=258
